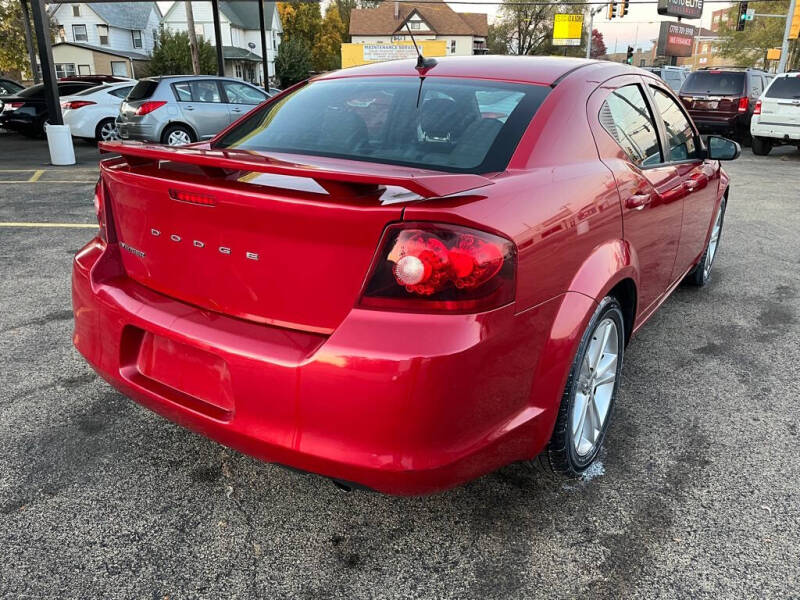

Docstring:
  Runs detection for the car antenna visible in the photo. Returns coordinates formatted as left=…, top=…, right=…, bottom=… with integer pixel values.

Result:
left=404, top=22, right=435, bottom=108
left=405, top=22, right=437, bottom=71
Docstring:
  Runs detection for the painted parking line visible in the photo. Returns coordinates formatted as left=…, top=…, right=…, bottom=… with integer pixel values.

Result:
left=0, top=180, right=97, bottom=184
left=0, top=222, right=97, bottom=228
left=28, top=170, right=45, bottom=182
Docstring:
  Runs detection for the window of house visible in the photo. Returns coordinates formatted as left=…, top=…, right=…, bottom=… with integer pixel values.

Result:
left=152, top=29, right=159, bottom=47
left=235, top=64, right=243, bottom=78
left=55, top=63, right=77, bottom=78
left=78, top=64, right=91, bottom=75
left=599, top=85, right=662, bottom=167
left=57, top=26, right=65, bottom=42
left=409, top=21, right=420, bottom=30
left=97, top=24, right=109, bottom=45
left=72, top=4, right=80, bottom=16
left=649, top=86, right=699, bottom=161
left=110, top=61, right=128, bottom=77
left=131, top=30, right=143, bottom=48
left=450, top=40, right=456, bottom=54
left=72, top=24, right=88, bottom=42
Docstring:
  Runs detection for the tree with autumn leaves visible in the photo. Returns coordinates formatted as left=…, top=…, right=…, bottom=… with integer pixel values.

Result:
left=276, top=1, right=347, bottom=86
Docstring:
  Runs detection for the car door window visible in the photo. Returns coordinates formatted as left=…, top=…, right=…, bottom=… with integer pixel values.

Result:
left=222, top=81, right=267, bottom=105
left=751, top=75, right=763, bottom=99
left=109, top=86, right=133, bottom=99
left=599, top=84, right=662, bottom=167
left=173, top=80, right=222, bottom=103
left=649, top=86, right=700, bottom=162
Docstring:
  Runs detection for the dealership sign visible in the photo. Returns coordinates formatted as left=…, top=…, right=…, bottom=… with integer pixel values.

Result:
left=657, top=0, right=704, bottom=19
left=363, top=44, right=419, bottom=62
left=552, top=14, right=584, bottom=47
left=656, top=21, right=696, bottom=57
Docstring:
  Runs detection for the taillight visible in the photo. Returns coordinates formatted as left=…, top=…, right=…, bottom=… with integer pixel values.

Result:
left=753, top=99, right=762, bottom=115
left=3, top=102, right=23, bottom=111
left=360, top=223, right=516, bottom=313
left=738, top=97, right=749, bottom=112
left=93, top=179, right=107, bottom=241
left=135, top=100, right=166, bottom=116
left=169, top=189, right=216, bottom=206
left=61, top=100, right=96, bottom=110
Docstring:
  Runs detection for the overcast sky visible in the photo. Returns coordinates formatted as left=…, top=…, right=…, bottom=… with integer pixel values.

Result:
left=157, top=1, right=730, bottom=55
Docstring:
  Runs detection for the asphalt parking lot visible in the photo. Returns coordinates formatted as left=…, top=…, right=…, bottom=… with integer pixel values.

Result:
left=1, top=131, right=798, bottom=599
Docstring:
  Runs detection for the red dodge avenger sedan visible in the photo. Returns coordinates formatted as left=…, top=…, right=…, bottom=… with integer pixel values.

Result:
left=73, top=56, right=739, bottom=494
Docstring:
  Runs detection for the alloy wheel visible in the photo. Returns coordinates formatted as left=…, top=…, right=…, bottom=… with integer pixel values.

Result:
left=704, top=204, right=724, bottom=279
left=571, top=318, right=619, bottom=458
left=167, top=130, right=192, bottom=146
left=99, top=121, right=119, bottom=142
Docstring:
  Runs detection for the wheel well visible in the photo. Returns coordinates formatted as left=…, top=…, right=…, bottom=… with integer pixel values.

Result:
left=160, top=121, right=196, bottom=143
left=608, top=279, right=636, bottom=346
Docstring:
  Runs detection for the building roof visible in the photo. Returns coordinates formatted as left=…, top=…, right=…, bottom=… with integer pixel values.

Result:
left=349, top=0, right=488, bottom=37
left=52, top=41, right=150, bottom=61
left=219, top=1, right=277, bottom=31
left=222, top=46, right=263, bottom=62
left=50, top=3, right=161, bottom=30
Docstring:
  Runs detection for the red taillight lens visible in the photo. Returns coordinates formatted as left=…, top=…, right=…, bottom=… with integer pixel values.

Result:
left=360, top=223, right=516, bottom=313
left=738, top=97, right=749, bottom=112
left=169, top=189, right=216, bottom=206
left=135, top=100, right=167, bottom=116
left=753, top=99, right=762, bottom=115
left=61, top=100, right=96, bottom=110
left=3, top=102, right=24, bottom=111
left=93, top=179, right=107, bottom=241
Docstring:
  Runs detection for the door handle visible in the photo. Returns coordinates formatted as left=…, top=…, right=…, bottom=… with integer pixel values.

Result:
left=231, top=108, right=243, bottom=113
left=626, top=192, right=652, bottom=210
left=184, top=106, right=195, bottom=111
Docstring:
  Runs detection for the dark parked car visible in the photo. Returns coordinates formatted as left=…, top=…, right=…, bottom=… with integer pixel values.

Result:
left=0, top=77, right=24, bottom=96
left=679, top=67, right=771, bottom=142
left=0, top=80, right=95, bottom=136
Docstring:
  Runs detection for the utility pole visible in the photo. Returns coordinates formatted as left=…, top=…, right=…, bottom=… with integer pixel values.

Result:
left=185, top=0, right=200, bottom=75
left=586, top=5, right=604, bottom=59
left=18, top=0, right=40, bottom=84
left=778, top=0, right=798, bottom=72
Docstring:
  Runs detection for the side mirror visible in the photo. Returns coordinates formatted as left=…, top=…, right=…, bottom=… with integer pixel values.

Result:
left=705, top=135, right=741, bottom=161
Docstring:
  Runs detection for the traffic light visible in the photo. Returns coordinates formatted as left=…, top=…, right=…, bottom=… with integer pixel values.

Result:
left=608, top=1, right=616, bottom=20
left=621, top=0, right=630, bottom=17
left=626, top=46, right=634, bottom=65
left=736, top=1, right=748, bottom=31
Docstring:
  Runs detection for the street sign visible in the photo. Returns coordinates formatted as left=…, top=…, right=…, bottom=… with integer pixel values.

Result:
left=767, top=48, right=781, bottom=60
left=657, top=0, right=704, bottom=19
left=791, top=0, right=800, bottom=38
left=656, top=21, right=697, bottom=57
left=744, top=8, right=755, bottom=20
left=553, top=13, right=584, bottom=46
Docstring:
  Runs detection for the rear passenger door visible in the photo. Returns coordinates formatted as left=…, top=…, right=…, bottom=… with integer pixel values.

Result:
left=589, top=77, right=686, bottom=314
left=172, top=80, right=229, bottom=139
left=220, top=81, right=269, bottom=124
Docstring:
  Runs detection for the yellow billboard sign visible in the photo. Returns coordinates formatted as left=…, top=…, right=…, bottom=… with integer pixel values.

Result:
left=766, top=48, right=781, bottom=61
left=553, top=13, right=584, bottom=46
left=791, top=0, right=800, bottom=39
left=341, top=41, right=448, bottom=68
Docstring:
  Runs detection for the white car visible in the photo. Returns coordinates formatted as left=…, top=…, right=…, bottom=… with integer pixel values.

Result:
left=60, top=81, right=135, bottom=143
left=750, top=73, right=800, bottom=155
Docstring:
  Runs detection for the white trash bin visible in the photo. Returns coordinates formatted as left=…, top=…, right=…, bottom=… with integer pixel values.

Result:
left=45, top=123, right=76, bottom=166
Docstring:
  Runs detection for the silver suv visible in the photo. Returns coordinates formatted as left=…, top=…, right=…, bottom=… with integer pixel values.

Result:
left=117, top=75, right=272, bottom=146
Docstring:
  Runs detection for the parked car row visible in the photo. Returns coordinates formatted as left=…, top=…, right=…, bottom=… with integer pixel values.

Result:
left=0, top=75, right=275, bottom=144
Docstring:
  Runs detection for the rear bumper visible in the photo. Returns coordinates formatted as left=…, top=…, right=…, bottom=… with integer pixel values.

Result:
left=750, top=118, right=800, bottom=142
left=116, top=119, right=158, bottom=142
left=73, top=238, right=573, bottom=494
left=691, top=115, right=746, bottom=134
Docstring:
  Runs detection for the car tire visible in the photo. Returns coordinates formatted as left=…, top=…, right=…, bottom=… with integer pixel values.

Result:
left=751, top=136, right=772, bottom=156
left=161, top=124, right=196, bottom=146
left=685, top=197, right=726, bottom=287
left=94, top=118, right=119, bottom=143
left=540, top=296, right=625, bottom=478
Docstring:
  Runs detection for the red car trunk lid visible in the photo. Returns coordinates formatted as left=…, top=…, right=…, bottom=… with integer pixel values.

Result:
left=99, top=142, right=493, bottom=334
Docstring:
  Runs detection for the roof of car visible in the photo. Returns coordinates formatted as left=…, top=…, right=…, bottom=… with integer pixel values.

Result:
left=316, top=56, right=623, bottom=86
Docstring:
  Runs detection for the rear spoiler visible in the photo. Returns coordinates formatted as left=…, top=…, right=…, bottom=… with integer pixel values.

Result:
left=98, top=141, right=493, bottom=200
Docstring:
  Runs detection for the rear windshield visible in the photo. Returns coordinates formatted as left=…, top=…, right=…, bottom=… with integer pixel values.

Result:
left=681, top=72, right=745, bottom=95
left=214, top=76, right=549, bottom=174
left=765, top=76, right=800, bottom=99
left=18, top=84, right=44, bottom=98
left=128, top=80, right=159, bottom=101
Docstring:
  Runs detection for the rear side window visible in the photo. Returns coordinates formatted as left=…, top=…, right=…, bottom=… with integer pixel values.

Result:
left=214, top=77, right=549, bottom=174
left=765, top=76, right=800, bottom=99
left=128, top=79, right=159, bottom=100
left=681, top=72, right=745, bottom=95
left=109, top=86, right=133, bottom=99
left=599, top=85, right=662, bottom=167
left=173, top=80, right=222, bottom=103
